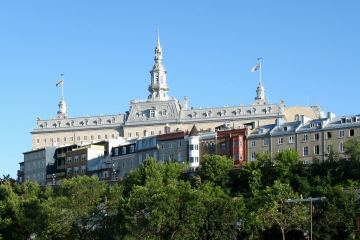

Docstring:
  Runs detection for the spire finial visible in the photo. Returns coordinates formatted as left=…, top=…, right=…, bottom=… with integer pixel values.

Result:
left=157, top=28, right=161, bottom=46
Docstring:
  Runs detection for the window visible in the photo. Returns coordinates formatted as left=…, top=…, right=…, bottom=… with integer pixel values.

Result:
left=158, top=130, right=162, bottom=135
left=151, top=131, right=154, bottom=136
left=150, top=110, right=155, bottom=118
left=115, top=148, right=119, bottom=156
left=74, top=155, right=79, bottom=162
left=283, top=127, right=288, bottom=131
left=169, top=142, right=173, bottom=148
left=105, top=135, right=108, bottom=139
left=240, top=153, right=243, bottom=159
left=43, top=138, right=47, bottom=143
left=190, top=144, right=199, bottom=150
left=81, top=165, right=86, bottom=173
left=37, top=162, right=40, bottom=169
left=178, top=141, right=182, bottom=147
left=70, top=137, right=74, bottom=141
left=77, top=136, right=81, bottom=141
left=340, top=142, right=345, bottom=152
left=303, top=134, right=308, bottom=142
left=67, top=157, right=72, bottom=163
left=81, top=154, right=86, bottom=161
left=161, top=143, right=165, bottom=149
left=139, top=155, right=143, bottom=164
left=326, top=145, right=332, bottom=154
left=169, top=154, right=174, bottom=160
left=178, top=152, right=182, bottom=161
left=327, top=132, right=332, bottom=139
left=91, top=135, right=94, bottom=140
left=146, top=153, right=150, bottom=159
left=240, top=141, right=243, bottom=147
left=289, top=136, right=294, bottom=143
left=36, top=139, right=39, bottom=144
left=122, top=161, right=126, bottom=168
left=350, top=129, right=355, bottom=137
left=74, top=167, right=79, bottom=175
left=340, top=130, right=345, bottom=138
left=251, top=141, right=256, bottom=148
left=128, top=132, right=132, bottom=138
left=314, top=145, right=320, bottom=155
left=278, top=137, right=284, bottom=145
left=42, top=161, right=45, bottom=168
left=64, top=137, right=66, bottom=142
left=136, top=132, right=140, bottom=137
left=341, top=118, right=346, bottom=123
left=131, top=159, right=134, bottom=167
left=50, top=138, right=53, bottom=143
left=122, top=147, right=126, bottom=154
left=234, top=153, right=239, bottom=160
left=303, top=147, right=308, bottom=156
left=314, top=133, right=319, bottom=141
left=161, top=154, right=165, bottom=163
left=97, top=135, right=101, bottom=140
left=67, top=168, right=72, bottom=176
left=57, top=137, right=60, bottom=142
left=130, top=145, right=135, bottom=153
left=310, top=123, right=315, bottom=128
left=234, top=140, right=239, bottom=147
left=251, top=152, right=256, bottom=161
left=263, top=139, right=269, bottom=146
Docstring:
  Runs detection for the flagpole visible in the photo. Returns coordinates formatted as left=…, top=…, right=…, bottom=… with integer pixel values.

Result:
left=258, top=58, right=262, bottom=85
left=61, top=74, right=64, bottom=100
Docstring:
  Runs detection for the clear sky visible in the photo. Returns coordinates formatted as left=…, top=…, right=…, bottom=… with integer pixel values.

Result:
left=0, top=1, right=359, bottom=178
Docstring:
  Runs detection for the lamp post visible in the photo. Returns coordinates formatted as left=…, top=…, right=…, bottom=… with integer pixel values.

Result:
left=112, top=164, right=116, bottom=180
left=52, top=174, right=56, bottom=185
left=286, top=197, right=325, bottom=240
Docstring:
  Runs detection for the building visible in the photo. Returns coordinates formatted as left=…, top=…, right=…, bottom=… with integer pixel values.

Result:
left=30, top=35, right=288, bottom=153
left=23, top=146, right=56, bottom=185
left=247, top=112, right=360, bottom=163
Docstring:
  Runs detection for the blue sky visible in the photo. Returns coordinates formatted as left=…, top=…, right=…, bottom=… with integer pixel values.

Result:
left=0, top=1, right=359, bottom=178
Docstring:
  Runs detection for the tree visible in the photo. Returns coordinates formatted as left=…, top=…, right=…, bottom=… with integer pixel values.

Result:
left=47, top=176, right=108, bottom=240
left=200, top=155, right=233, bottom=187
left=256, top=181, right=308, bottom=240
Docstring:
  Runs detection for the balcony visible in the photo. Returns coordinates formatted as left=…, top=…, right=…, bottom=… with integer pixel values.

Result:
left=57, top=165, right=66, bottom=170
left=46, top=172, right=65, bottom=179
left=57, top=153, right=66, bottom=158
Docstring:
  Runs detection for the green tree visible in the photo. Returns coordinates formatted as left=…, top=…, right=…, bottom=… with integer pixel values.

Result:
left=200, top=155, right=233, bottom=187
left=256, top=181, right=308, bottom=240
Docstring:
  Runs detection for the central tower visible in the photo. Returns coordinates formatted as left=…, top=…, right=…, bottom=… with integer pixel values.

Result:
left=148, top=31, right=170, bottom=101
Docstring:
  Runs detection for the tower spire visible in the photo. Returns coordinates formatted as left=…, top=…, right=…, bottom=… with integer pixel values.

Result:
left=148, top=29, right=170, bottom=101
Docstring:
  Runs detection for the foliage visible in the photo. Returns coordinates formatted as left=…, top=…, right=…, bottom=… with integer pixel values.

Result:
left=3, top=148, right=360, bottom=239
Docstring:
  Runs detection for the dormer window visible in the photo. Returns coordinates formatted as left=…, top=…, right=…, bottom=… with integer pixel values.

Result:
left=283, top=127, right=288, bottom=131
left=310, top=123, right=315, bottom=128
left=150, top=110, right=155, bottom=118
left=352, top=117, right=357, bottom=122
left=317, top=122, right=322, bottom=126
left=341, top=118, right=346, bottom=124
left=294, top=114, right=299, bottom=121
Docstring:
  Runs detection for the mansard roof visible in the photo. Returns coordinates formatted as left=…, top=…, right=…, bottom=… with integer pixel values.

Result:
left=32, top=114, right=125, bottom=133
